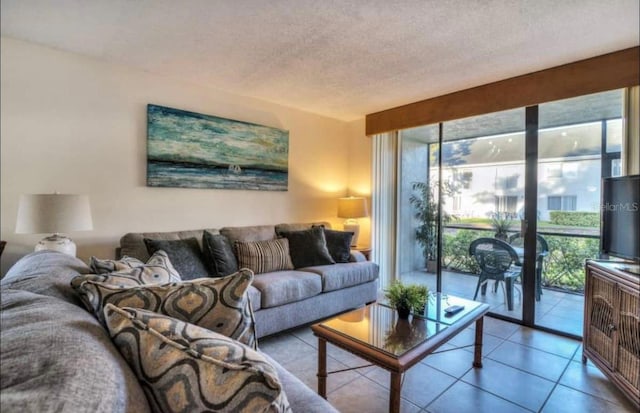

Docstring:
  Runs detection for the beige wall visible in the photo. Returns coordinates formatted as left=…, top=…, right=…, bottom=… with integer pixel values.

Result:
left=0, top=37, right=371, bottom=274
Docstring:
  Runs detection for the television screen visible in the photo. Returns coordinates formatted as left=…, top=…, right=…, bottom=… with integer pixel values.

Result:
left=601, top=175, right=640, bottom=262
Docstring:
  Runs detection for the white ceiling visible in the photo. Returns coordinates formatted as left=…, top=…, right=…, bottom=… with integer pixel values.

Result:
left=2, top=0, right=638, bottom=121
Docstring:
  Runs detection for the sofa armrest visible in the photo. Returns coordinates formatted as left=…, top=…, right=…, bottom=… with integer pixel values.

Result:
left=350, top=250, right=367, bottom=262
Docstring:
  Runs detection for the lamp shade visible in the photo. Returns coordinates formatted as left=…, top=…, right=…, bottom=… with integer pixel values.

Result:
left=16, top=194, right=93, bottom=234
left=337, top=197, right=368, bottom=219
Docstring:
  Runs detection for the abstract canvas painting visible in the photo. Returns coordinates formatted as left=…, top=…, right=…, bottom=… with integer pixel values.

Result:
left=147, top=104, right=289, bottom=191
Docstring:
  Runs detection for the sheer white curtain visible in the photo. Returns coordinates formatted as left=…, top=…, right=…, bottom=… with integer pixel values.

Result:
left=371, top=132, right=399, bottom=289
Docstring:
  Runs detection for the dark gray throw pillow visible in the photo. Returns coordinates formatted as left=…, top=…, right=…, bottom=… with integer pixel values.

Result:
left=323, top=229, right=354, bottom=263
left=279, top=227, right=335, bottom=268
left=144, top=237, right=209, bottom=280
left=202, top=231, right=239, bottom=277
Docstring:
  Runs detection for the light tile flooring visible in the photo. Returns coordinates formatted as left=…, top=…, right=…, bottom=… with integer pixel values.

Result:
left=260, top=317, right=636, bottom=412
left=400, top=270, right=585, bottom=337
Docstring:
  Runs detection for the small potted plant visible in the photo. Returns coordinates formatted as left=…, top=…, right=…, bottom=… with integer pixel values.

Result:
left=490, top=211, right=514, bottom=241
left=384, top=281, right=429, bottom=319
left=412, top=284, right=431, bottom=316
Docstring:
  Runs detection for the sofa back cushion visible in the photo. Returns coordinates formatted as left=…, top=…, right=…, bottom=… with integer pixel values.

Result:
left=119, top=228, right=219, bottom=261
left=220, top=225, right=276, bottom=244
left=0, top=289, right=150, bottom=413
left=275, top=221, right=331, bottom=234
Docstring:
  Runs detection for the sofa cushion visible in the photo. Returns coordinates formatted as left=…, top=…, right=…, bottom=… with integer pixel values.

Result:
left=144, top=237, right=209, bottom=280
left=0, top=289, right=150, bottom=413
left=104, top=304, right=290, bottom=413
left=278, top=227, right=335, bottom=268
left=73, top=269, right=257, bottom=349
left=220, top=225, right=276, bottom=244
left=71, top=250, right=182, bottom=289
left=322, top=229, right=354, bottom=263
left=248, top=285, right=262, bottom=312
left=302, top=262, right=379, bottom=292
left=203, top=231, right=239, bottom=277
left=235, top=238, right=294, bottom=275
left=252, top=270, right=322, bottom=308
left=275, top=221, right=331, bottom=234
left=119, top=228, right=218, bottom=261
left=90, top=255, right=145, bottom=274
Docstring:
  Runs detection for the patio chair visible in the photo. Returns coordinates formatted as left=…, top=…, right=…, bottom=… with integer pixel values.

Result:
left=508, top=233, right=549, bottom=301
left=469, top=238, right=522, bottom=311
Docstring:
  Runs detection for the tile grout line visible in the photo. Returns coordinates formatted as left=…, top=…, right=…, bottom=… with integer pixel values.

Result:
left=536, top=343, right=584, bottom=412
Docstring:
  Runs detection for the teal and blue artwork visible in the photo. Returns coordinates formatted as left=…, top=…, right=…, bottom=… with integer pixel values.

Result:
left=147, top=104, right=289, bottom=191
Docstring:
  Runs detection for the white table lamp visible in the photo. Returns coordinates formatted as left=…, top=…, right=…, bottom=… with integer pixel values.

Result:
left=15, top=193, right=93, bottom=257
left=337, top=196, right=368, bottom=247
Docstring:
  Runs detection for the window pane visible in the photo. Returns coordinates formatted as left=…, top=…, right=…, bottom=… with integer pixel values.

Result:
left=536, top=89, right=622, bottom=336
left=548, top=196, right=561, bottom=210
left=398, top=125, right=439, bottom=279
left=606, top=119, right=623, bottom=153
left=441, top=107, right=525, bottom=321
left=563, top=196, right=577, bottom=211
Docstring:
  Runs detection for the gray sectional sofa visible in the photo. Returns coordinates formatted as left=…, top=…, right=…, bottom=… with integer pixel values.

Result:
left=0, top=251, right=339, bottom=412
left=1, top=222, right=379, bottom=412
left=119, top=222, right=380, bottom=338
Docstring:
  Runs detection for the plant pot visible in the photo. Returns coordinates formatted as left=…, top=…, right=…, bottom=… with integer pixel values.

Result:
left=396, top=306, right=411, bottom=319
left=426, top=259, right=437, bottom=274
left=415, top=301, right=428, bottom=318
left=494, top=232, right=508, bottom=241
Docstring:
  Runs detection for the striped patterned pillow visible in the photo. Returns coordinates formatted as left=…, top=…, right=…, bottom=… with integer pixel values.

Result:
left=235, top=238, right=294, bottom=274
left=73, top=269, right=257, bottom=349
left=104, top=304, right=291, bottom=413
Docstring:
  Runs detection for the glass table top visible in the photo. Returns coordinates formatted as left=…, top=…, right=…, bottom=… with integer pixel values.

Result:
left=318, top=295, right=482, bottom=357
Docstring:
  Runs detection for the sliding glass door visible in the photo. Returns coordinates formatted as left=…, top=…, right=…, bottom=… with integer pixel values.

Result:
left=533, top=90, right=624, bottom=336
left=396, top=88, right=626, bottom=336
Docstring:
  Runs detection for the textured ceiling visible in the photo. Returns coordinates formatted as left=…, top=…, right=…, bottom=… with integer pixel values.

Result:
left=1, top=0, right=639, bottom=121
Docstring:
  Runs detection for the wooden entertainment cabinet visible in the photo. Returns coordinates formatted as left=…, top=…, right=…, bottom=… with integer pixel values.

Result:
left=583, top=260, right=640, bottom=409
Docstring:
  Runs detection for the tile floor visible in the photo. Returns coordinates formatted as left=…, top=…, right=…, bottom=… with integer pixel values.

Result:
left=259, top=317, right=636, bottom=413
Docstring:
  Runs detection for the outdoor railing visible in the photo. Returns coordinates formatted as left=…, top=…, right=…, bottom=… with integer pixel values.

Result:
left=442, top=224, right=599, bottom=293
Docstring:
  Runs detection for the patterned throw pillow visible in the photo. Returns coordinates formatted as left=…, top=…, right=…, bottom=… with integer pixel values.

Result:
left=278, top=227, right=335, bottom=268
left=73, top=269, right=257, bottom=348
left=144, top=237, right=209, bottom=280
left=72, top=250, right=181, bottom=289
left=104, top=304, right=290, bottom=413
left=203, top=231, right=239, bottom=277
left=89, top=255, right=145, bottom=274
left=235, top=238, right=294, bottom=275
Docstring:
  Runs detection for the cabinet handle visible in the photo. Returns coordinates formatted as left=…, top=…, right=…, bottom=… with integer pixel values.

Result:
left=608, top=324, right=617, bottom=332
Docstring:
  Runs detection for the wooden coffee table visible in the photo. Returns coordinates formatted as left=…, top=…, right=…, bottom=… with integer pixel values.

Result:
left=311, top=294, right=490, bottom=413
